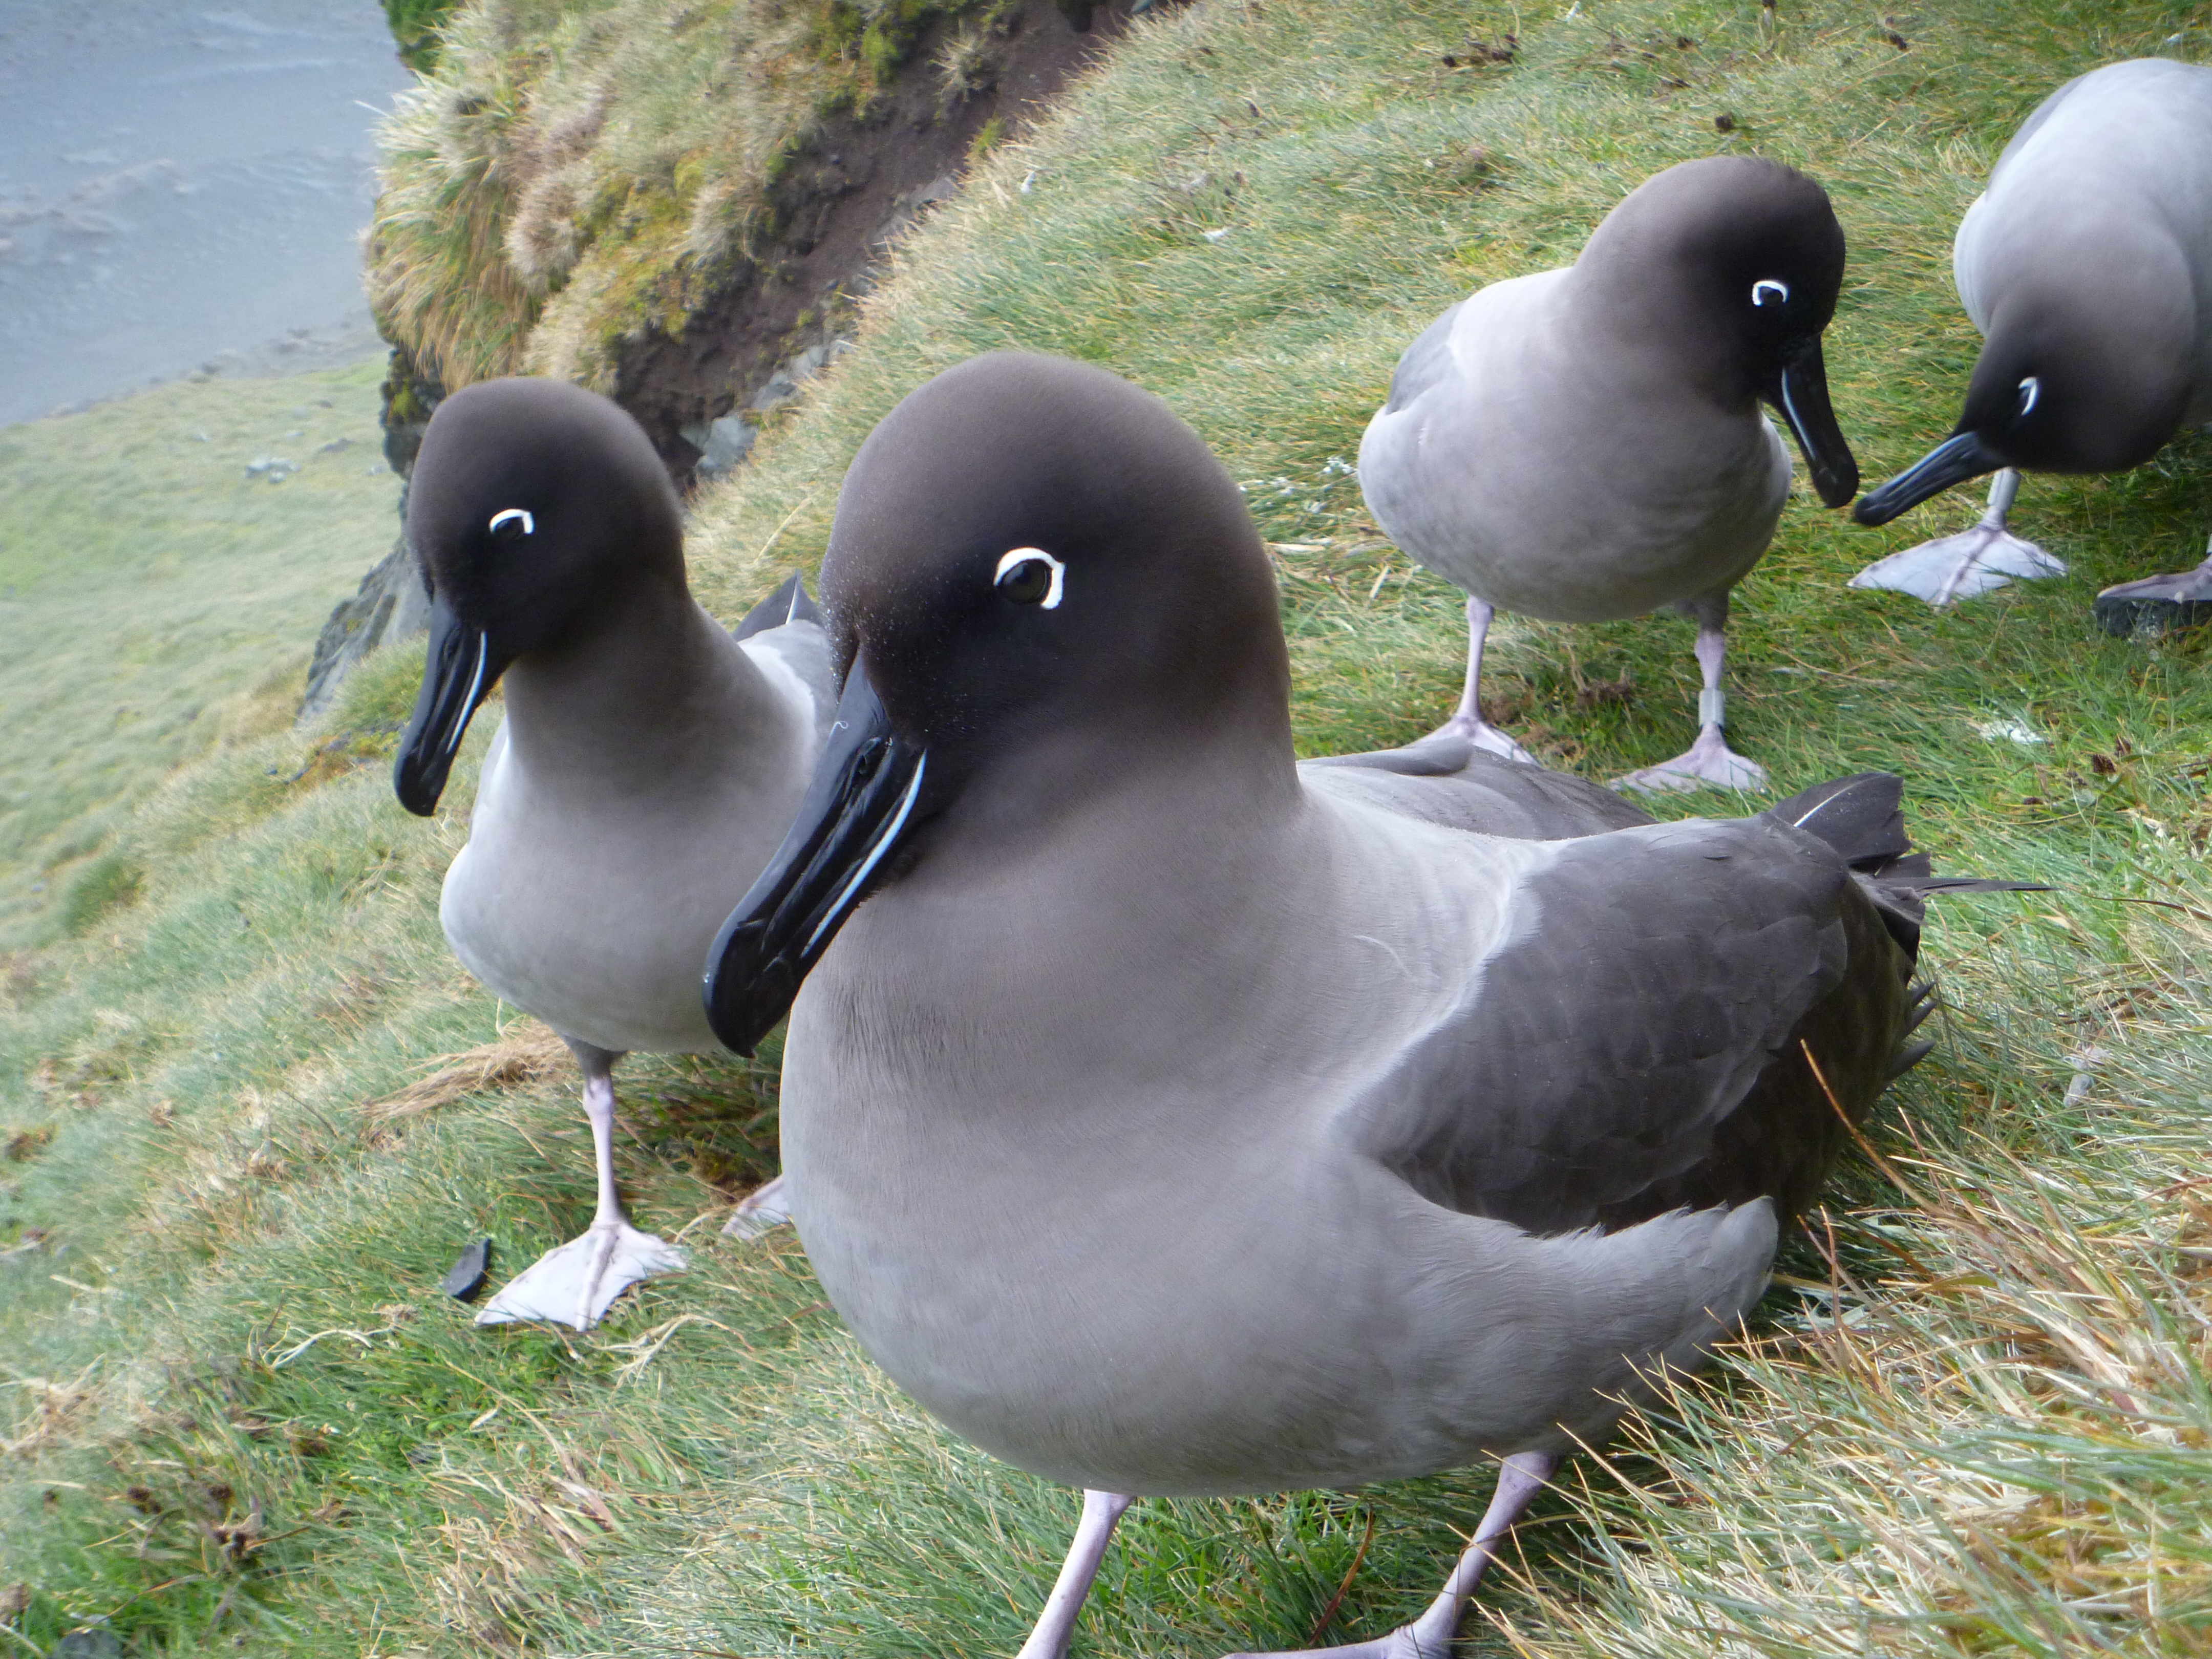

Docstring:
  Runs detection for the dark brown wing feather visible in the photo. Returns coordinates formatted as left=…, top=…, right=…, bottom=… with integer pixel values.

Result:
left=1339, top=816, right=1913, bottom=1237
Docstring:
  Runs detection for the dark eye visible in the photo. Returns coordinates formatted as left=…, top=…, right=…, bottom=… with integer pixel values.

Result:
left=1750, top=279, right=1789, bottom=308
left=488, top=507, right=534, bottom=543
left=998, top=560, right=1052, bottom=602
left=993, top=546, right=1065, bottom=608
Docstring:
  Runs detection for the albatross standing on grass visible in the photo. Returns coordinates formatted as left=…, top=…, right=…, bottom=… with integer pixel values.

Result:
left=1849, top=59, right=2212, bottom=629
left=392, top=377, right=834, bottom=1330
left=701, top=353, right=2026, bottom=1657
left=1357, top=154, right=1859, bottom=793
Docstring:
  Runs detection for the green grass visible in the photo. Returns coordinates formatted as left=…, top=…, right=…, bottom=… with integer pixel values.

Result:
left=8, top=1, right=2212, bottom=1655
left=382, top=0, right=461, bottom=72
left=0, top=362, right=402, bottom=950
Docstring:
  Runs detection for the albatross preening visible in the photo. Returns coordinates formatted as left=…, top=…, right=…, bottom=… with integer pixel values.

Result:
left=1357, top=154, right=1858, bottom=792
left=702, top=353, right=2029, bottom=1657
left=1850, top=59, right=2212, bottom=630
left=393, top=377, right=833, bottom=1330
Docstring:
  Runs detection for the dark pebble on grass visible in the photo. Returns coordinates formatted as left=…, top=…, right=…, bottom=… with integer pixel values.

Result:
left=1714, top=112, right=1737, bottom=132
left=441, top=1238, right=492, bottom=1302
left=53, top=1631, right=124, bottom=1658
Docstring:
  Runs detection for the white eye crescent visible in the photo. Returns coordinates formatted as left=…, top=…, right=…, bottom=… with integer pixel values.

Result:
left=2017, top=375, right=2040, bottom=416
left=994, top=546, right=1066, bottom=609
left=1751, top=279, right=1789, bottom=307
left=488, top=507, right=535, bottom=538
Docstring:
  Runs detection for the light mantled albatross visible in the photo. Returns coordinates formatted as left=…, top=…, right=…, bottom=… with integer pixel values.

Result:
left=392, top=377, right=834, bottom=1330
left=1851, top=58, right=2212, bottom=629
left=1358, top=154, right=1859, bottom=793
left=700, top=353, right=2028, bottom=1657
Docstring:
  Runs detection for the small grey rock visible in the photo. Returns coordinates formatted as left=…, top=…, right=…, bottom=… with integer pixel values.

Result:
left=53, top=1629, right=124, bottom=1658
left=682, top=414, right=756, bottom=481
left=296, top=539, right=433, bottom=723
left=441, top=1237, right=491, bottom=1301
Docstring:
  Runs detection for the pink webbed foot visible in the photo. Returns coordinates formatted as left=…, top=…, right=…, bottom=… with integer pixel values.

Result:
left=1616, top=725, right=1767, bottom=795
left=1428, top=708, right=1540, bottom=767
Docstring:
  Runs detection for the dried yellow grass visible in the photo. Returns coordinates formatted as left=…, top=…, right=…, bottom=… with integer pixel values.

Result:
left=360, top=1017, right=570, bottom=1124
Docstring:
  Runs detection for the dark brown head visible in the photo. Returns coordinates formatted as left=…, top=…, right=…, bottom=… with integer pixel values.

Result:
left=393, top=377, right=685, bottom=814
left=1580, top=155, right=1858, bottom=505
left=823, top=351, right=1290, bottom=778
left=1855, top=219, right=2196, bottom=524
left=704, top=352, right=1294, bottom=1052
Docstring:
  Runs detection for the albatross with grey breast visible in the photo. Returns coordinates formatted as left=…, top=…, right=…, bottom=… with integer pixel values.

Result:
left=1357, top=154, right=1859, bottom=792
left=701, top=352, right=2030, bottom=1657
left=393, top=376, right=835, bottom=1330
left=1849, top=58, right=2212, bottom=629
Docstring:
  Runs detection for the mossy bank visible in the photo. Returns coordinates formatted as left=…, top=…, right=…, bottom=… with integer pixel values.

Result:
left=370, top=0, right=1157, bottom=475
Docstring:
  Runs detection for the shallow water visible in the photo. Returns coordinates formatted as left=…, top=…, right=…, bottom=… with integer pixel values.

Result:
left=0, top=0, right=411, bottom=426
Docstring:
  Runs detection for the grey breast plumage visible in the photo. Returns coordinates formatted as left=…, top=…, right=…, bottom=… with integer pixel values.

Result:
left=440, top=579, right=833, bottom=1055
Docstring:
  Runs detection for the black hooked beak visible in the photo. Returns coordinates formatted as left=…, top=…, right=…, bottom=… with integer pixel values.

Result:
left=703, top=662, right=928, bottom=1056
left=393, top=594, right=507, bottom=816
left=1851, top=431, right=2004, bottom=527
left=1769, top=335, right=1859, bottom=509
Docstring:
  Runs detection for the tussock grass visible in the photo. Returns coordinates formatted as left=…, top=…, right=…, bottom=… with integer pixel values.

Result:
left=369, top=0, right=1022, bottom=391
left=11, top=0, right=2212, bottom=1654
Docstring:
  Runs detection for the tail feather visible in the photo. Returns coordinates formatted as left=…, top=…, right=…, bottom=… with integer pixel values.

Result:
left=786, top=576, right=826, bottom=628
left=1882, top=874, right=2046, bottom=898
left=1768, top=773, right=2046, bottom=921
left=1887, top=1039, right=1937, bottom=1083
left=1772, top=775, right=2042, bottom=1090
left=1903, top=980, right=1938, bottom=1039
left=1765, top=773, right=1908, bottom=870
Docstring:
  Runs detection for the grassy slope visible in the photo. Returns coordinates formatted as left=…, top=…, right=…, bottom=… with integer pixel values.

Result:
left=0, top=363, right=401, bottom=949
left=6, top=2, right=2212, bottom=1655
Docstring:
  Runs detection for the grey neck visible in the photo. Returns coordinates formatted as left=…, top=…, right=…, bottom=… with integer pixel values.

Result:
left=499, top=577, right=786, bottom=789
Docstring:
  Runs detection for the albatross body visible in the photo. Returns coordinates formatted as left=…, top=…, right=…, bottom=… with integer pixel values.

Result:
left=705, top=354, right=2018, bottom=1657
left=1851, top=59, right=2212, bottom=626
left=393, top=377, right=834, bottom=1330
left=1358, top=155, right=1858, bottom=792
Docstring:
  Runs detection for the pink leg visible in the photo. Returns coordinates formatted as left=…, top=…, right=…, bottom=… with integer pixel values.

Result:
left=1014, top=1490, right=1134, bottom=1659
left=1223, top=1454, right=1558, bottom=1658
left=474, top=1040, right=688, bottom=1330
left=1432, top=596, right=1538, bottom=764
left=1617, top=593, right=1767, bottom=794
left=580, top=1053, right=624, bottom=1229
